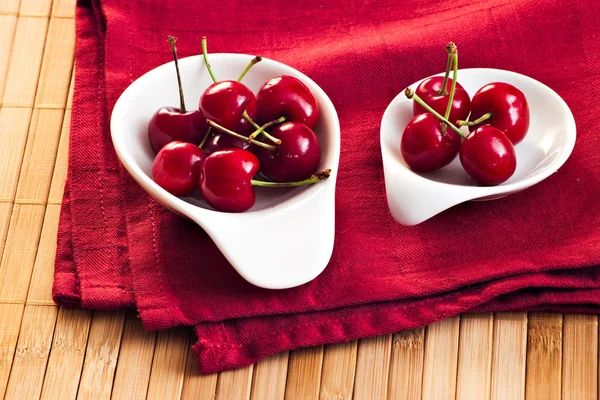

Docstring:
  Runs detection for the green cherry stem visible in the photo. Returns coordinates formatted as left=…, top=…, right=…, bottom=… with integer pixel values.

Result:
left=457, top=112, right=493, bottom=126
left=442, top=43, right=458, bottom=134
left=167, top=36, right=186, bottom=113
left=248, top=116, right=286, bottom=143
left=251, top=169, right=331, bottom=187
left=438, top=54, right=453, bottom=96
left=405, top=88, right=466, bottom=138
left=237, top=55, right=262, bottom=82
left=201, top=36, right=217, bottom=83
left=206, top=119, right=277, bottom=151
left=243, top=112, right=282, bottom=144
left=199, top=127, right=211, bottom=149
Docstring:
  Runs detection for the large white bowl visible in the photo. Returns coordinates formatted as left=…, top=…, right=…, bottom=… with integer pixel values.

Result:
left=381, top=68, right=576, bottom=226
left=111, top=54, right=340, bottom=289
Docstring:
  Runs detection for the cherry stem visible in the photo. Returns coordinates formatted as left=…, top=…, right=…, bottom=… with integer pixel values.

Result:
left=251, top=169, right=331, bottom=187
left=438, top=42, right=457, bottom=96
left=243, top=112, right=281, bottom=144
left=457, top=112, right=493, bottom=126
left=248, top=116, right=286, bottom=143
left=442, top=49, right=458, bottom=134
left=237, top=55, right=262, bottom=82
left=405, top=88, right=466, bottom=138
left=199, top=127, right=211, bottom=149
left=167, top=36, right=186, bottom=113
left=206, top=119, right=277, bottom=151
left=201, top=36, right=217, bottom=83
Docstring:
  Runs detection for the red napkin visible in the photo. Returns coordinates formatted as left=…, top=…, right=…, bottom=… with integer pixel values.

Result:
left=53, top=0, right=600, bottom=373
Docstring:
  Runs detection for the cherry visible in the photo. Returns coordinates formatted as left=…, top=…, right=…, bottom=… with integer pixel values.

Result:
left=254, top=122, right=321, bottom=182
left=413, top=42, right=471, bottom=125
left=200, top=149, right=260, bottom=213
left=152, top=141, right=206, bottom=196
left=199, top=148, right=330, bottom=212
left=459, top=126, right=516, bottom=185
left=401, top=113, right=462, bottom=172
left=203, top=132, right=251, bottom=155
left=199, top=80, right=257, bottom=132
left=255, top=75, right=319, bottom=129
left=148, top=36, right=207, bottom=154
left=461, top=82, right=530, bottom=145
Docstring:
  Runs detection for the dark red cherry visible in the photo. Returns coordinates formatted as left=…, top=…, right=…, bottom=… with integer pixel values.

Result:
left=199, top=80, right=256, bottom=132
left=468, top=82, right=530, bottom=145
left=459, top=126, right=516, bottom=185
left=203, top=132, right=251, bottom=155
left=199, top=149, right=260, bottom=213
left=152, top=141, right=206, bottom=196
left=413, top=76, right=471, bottom=124
left=401, top=113, right=462, bottom=172
left=254, top=122, right=321, bottom=182
left=256, top=75, right=319, bottom=129
left=148, top=107, right=207, bottom=154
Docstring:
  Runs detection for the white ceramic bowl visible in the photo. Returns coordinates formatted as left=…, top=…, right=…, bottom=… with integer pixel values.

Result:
left=111, top=54, right=340, bottom=289
left=381, top=68, right=576, bottom=226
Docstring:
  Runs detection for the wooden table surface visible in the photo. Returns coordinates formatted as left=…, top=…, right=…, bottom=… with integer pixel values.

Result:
left=0, top=0, right=598, bottom=399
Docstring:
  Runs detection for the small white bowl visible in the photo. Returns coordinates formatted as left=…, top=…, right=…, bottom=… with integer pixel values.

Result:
left=111, top=54, right=340, bottom=289
left=380, top=68, right=576, bottom=226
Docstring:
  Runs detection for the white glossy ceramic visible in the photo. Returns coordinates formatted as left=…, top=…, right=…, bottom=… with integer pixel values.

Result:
left=111, top=54, right=340, bottom=289
left=380, top=68, right=576, bottom=226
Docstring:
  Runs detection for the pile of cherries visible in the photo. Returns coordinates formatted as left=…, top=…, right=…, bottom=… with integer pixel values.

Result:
left=149, top=36, right=329, bottom=212
left=401, top=42, right=530, bottom=185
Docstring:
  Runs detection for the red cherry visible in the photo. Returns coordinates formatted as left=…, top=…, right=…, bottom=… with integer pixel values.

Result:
left=254, top=122, right=321, bottom=182
left=199, top=149, right=260, bottom=213
left=148, top=36, right=208, bottom=153
left=401, top=113, right=462, bottom=172
left=468, top=82, right=530, bottom=144
left=459, top=126, right=516, bottom=185
left=203, top=132, right=251, bottom=155
left=256, top=75, right=319, bottom=129
left=148, top=107, right=207, bottom=154
left=199, top=80, right=256, bottom=133
left=152, top=141, right=206, bottom=196
left=413, top=77, right=471, bottom=124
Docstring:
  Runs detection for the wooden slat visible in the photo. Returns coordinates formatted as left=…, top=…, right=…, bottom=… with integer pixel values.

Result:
left=0, top=15, right=18, bottom=101
left=2, top=17, right=48, bottom=107
left=490, top=313, right=527, bottom=400
left=456, top=313, right=493, bottom=400
left=387, top=329, right=425, bottom=400
left=353, top=335, right=392, bottom=399
left=0, top=303, right=24, bottom=399
left=0, top=204, right=46, bottom=301
left=216, top=364, right=254, bottom=400
left=319, top=341, right=357, bottom=400
left=19, top=0, right=52, bottom=16
left=562, top=314, right=598, bottom=400
left=250, top=351, right=289, bottom=400
left=422, top=316, right=460, bottom=400
left=180, top=344, right=218, bottom=400
left=40, top=308, right=92, bottom=400
left=15, top=109, right=65, bottom=201
left=284, top=346, right=323, bottom=399
left=34, top=17, right=74, bottom=108
left=48, top=103, right=71, bottom=203
left=0, top=0, right=19, bottom=14
left=76, top=311, right=126, bottom=400
left=51, top=0, right=76, bottom=18
left=0, top=203, right=13, bottom=261
left=111, top=312, right=156, bottom=400
left=27, top=204, right=60, bottom=303
left=146, top=327, right=189, bottom=400
left=525, top=312, right=562, bottom=400
left=0, top=107, right=33, bottom=200
left=3, top=305, right=58, bottom=399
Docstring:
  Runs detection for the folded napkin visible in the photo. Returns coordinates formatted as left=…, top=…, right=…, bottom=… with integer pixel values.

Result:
left=53, top=0, right=600, bottom=373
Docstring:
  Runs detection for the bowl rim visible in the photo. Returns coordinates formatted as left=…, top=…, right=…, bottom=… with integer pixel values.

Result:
left=110, top=53, right=341, bottom=218
left=380, top=67, right=577, bottom=196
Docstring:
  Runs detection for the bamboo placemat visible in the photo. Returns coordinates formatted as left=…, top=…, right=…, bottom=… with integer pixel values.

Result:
left=0, top=0, right=597, bottom=398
